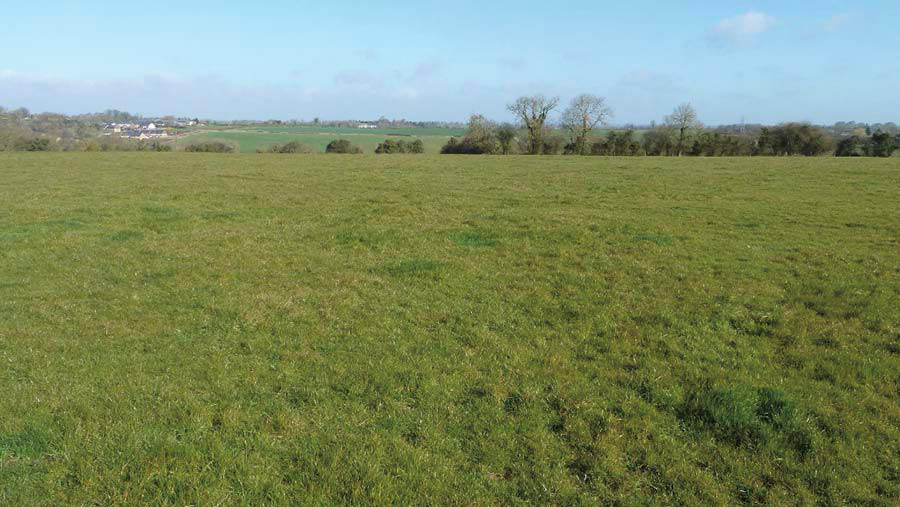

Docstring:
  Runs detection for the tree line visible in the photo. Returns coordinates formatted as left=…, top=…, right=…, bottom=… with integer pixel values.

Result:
left=440, top=95, right=900, bottom=157
left=2, top=102, right=898, bottom=156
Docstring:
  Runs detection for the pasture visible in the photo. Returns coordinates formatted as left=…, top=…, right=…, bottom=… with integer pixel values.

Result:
left=176, top=126, right=466, bottom=153
left=0, top=153, right=898, bottom=505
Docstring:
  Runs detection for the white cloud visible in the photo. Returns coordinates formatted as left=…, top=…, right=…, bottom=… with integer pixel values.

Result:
left=709, top=11, right=776, bottom=47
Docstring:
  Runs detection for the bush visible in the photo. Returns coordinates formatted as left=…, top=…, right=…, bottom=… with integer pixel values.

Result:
left=835, top=136, right=868, bottom=157
left=495, top=125, right=517, bottom=155
left=184, top=142, right=234, bottom=153
left=835, top=132, right=898, bottom=157
left=441, top=136, right=497, bottom=154
left=441, top=114, right=500, bottom=154
left=373, top=138, right=423, bottom=154
left=642, top=129, right=676, bottom=156
left=689, top=132, right=755, bottom=156
left=11, top=137, right=52, bottom=152
left=325, top=139, right=363, bottom=154
left=408, top=139, right=425, bottom=154
left=540, top=134, right=566, bottom=155
left=589, top=130, right=643, bottom=156
left=756, top=124, right=832, bottom=156
left=375, top=139, right=407, bottom=154
left=267, top=141, right=311, bottom=154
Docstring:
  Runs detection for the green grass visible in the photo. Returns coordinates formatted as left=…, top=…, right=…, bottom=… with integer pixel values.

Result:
left=176, top=126, right=465, bottom=153
left=0, top=153, right=898, bottom=505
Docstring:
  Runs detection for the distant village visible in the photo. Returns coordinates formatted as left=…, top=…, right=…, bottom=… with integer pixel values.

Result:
left=102, top=118, right=202, bottom=140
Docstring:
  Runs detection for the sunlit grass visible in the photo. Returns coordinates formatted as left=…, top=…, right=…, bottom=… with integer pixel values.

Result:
left=0, top=153, right=898, bottom=505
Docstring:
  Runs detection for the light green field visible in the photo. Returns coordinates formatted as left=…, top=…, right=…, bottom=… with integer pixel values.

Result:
left=176, top=126, right=466, bottom=153
left=1, top=154, right=898, bottom=505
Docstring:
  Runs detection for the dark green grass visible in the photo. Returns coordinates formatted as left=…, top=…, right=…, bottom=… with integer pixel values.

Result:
left=0, top=153, right=898, bottom=505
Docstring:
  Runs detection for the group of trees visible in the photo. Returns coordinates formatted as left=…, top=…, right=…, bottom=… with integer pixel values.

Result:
left=325, top=139, right=363, bottom=154
left=440, top=95, right=899, bottom=158
left=2, top=102, right=898, bottom=157
left=262, top=141, right=312, bottom=154
left=835, top=132, right=899, bottom=157
left=184, top=142, right=234, bottom=153
left=375, top=138, right=424, bottom=154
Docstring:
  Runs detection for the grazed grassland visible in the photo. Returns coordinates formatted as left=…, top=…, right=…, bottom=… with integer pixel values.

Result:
left=0, top=154, right=898, bottom=505
left=177, top=126, right=465, bottom=153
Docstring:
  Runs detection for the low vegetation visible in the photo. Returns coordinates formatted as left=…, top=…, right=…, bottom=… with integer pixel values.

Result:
left=1, top=153, right=897, bottom=505
left=375, top=138, right=424, bottom=154
left=261, top=141, right=312, bottom=154
left=325, top=139, right=363, bottom=154
left=183, top=141, right=234, bottom=153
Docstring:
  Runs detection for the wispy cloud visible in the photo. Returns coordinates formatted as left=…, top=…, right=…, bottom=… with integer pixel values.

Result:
left=617, top=69, right=684, bottom=94
left=708, top=11, right=776, bottom=48
left=406, top=57, right=443, bottom=83
left=333, top=70, right=384, bottom=89
left=821, top=13, right=852, bottom=33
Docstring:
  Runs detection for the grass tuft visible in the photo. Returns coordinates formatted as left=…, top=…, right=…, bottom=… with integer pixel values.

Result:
left=451, top=230, right=499, bottom=247
left=377, top=260, right=441, bottom=277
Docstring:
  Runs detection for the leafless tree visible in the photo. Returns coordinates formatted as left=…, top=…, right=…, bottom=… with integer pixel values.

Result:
left=507, top=95, right=560, bottom=155
left=561, top=94, right=614, bottom=155
left=665, top=103, right=701, bottom=156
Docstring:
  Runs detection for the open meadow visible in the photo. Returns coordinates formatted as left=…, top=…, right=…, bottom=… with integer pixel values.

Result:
left=176, top=126, right=466, bottom=153
left=1, top=153, right=898, bottom=505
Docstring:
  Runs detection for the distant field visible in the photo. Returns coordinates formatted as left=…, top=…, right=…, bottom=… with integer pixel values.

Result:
left=176, top=126, right=466, bottom=153
left=1, top=154, right=898, bottom=505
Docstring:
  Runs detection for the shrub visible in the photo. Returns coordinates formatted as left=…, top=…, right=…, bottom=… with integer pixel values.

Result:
left=495, top=125, right=517, bottom=155
left=267, top=141, right=311, bottom=154
left=441, top=114, right=500, bottom=154
left=835, top=136, right=868, bottom=157
left=408, top=139, right=425, bottom=154
left=540, top=134, right=566, bottom=155
left=325, top=139, right=363, bottom=154
left=642, top=129, right=676, bottom=156
left=12, top=137, right=52, bottom=152
left=375, top=139, right=407, bottom=154
left=184, top=142, right=234, bottom=153
left=590, top=130, right=643, bottom=156
left=689, top=132, right=755, bottom=156
left=756, top=124, right=832, bottom=156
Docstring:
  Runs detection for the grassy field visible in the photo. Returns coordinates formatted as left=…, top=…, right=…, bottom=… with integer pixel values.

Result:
left=176, top=126, right=466, bottom=153
left=1, top=153, right=898, bottom=505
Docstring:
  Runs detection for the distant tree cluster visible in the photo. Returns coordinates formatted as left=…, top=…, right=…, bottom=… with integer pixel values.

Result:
left=261, top=141, right=312, bottom=154
left=184, top=142, right=234, bottom=153
left=81, top=139, right=172, bottom=152
left=440, top=96, right=899, bottom=158
left=375, top=138, right=424, bottom=154
left=835, top=132, right=899, bottom=157
left=325, top=139, right=363, bottom=154
left=2, top=103, right=898, bottom=157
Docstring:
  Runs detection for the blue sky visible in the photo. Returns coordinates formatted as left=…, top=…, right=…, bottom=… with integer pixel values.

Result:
left=1, top=0, right=898, bottom=124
